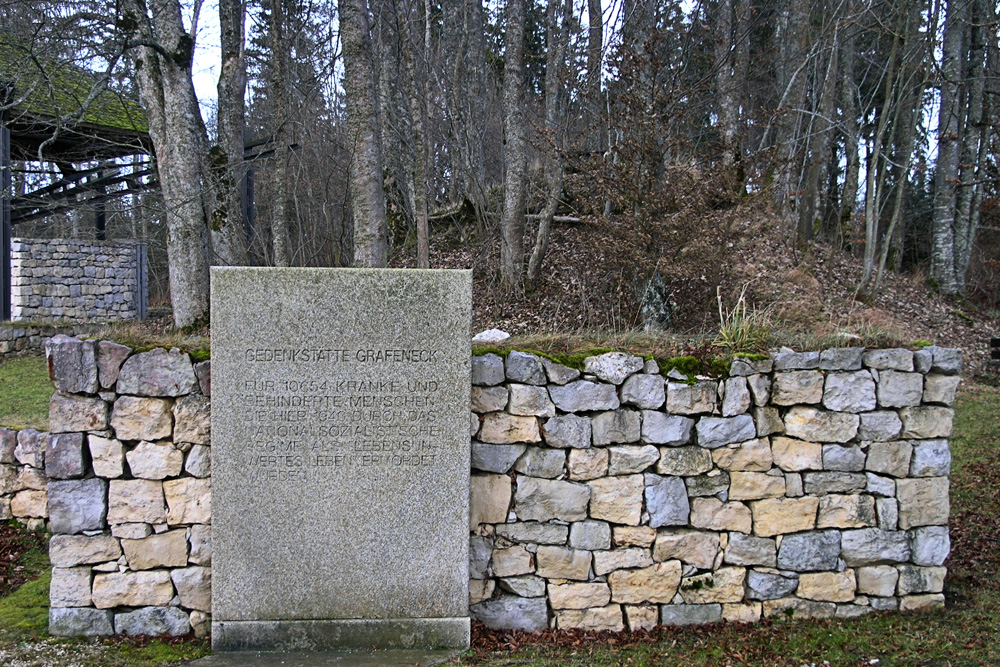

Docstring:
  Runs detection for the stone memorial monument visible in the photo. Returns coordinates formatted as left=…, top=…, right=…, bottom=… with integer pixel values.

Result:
left=210, top=268, right=472, bottom=652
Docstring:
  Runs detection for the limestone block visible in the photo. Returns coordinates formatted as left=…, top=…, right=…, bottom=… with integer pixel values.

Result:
left=729, top=471, right=785, bottom=500
left=515, top=477, right=589, bottom=522
left=625, top=605, right=659, bottom=631
left=696, top=415, right=756, bottom=449
left=535, top=546, right=591, bottom=580
left=913, top=348, right=933, bottom=373
left=589, top=475, right=644, bottom=525
left=608, top=445, right=659, bottom=475
left=722, top=602, right=762, bottom=624
left=592, top=548, right=653, bottom=575
left=730, top=357, right=773, bottom=376
left=621, top=374, right=666, bottom=410
left=190, top=610, right=211, bottom=638
left=609, top=561, right=682, bottom=604
left=506, top=351, right=546, bottom=385
left=784, top=407, right=859, bottom=443
left=896, top=565, right=946, bottom=595
left=108, top=479, right=166, bottom=524
left=470, top=595, right=548, bottom=631
left=748, top=374, right=771, bottom=406
left=542, top=414, right=592, bottom=449
left=471, top=386, right=509, bottom=413
left=170, top=566, right=212, bottom=612
left=691, top=497, right=752, bottom=533
left=666, top=380, right=717, bottom=415
left=899, top=406, right=953, bottom=439
left=866, top=441, right=912, bottom=478
left=858, top=411, right=903, bottom=441
left=822, top=445, right=866, bottom=472
left=469, top=579, right=495, bottom=605
left=541, top=357, right=580, bottom=385
left=785, top=472, right=804, bottom=497
left=50, top=567, right=93, bottom=607
left=652, top=529, right=719, bottom=569
left=84, top=436, right=123, bottom=479
left=926, top=346, right=962, bottom=374
left=121, top=529, right=189, bottom=570
left=910, top=526, right=950, bottom=566
left=724, top=532, right=776, bottom=567
left=127, top=440, right=184, bottom=480
left=492, top=545, right=534, bottom=577
left=863, top=349, right=913, bottom=372
left=923, top=374, right=961, bottom=406
left=803, top=472, right=867, bottom=495
left=513, top=447, right=566, bottom=479
left=840, top=528, right=911, bottom=565
left=48, top=479, right=108, bottom=534
left=549, top=582, right=612, bottom=609
left=899, top=593, right=945, bottom=612
left=771, top=436, right=822, bottom=471
left=114, top=606, right=190, bottom=636
left=498, top=575, right=546, bottom=597
left=555, top=604, right=624, bottom=631
left=877, top=371, right=924, bottom=408
left=641, top=412, right=694, bottom=445
left=480, top=413, right=541, bottom=444
left=585, top=352, right=644, bottom=384
left=567, top=448, right=608, bottom=481
left=111, top=396, right=173, bottom=441
left=164, top=477, right=211, bottom=525
left=14, top=429, right=46, bottom=468
left=185, top=445, right=212, bottom=478
left=645, top=474, right=690, bottom=527
left=685, top=471, right=731, bottom=497
left=189, top=524, right=212, bottom=565
left=721, top=377, right=751, bottom=416
left=592, top=410, right=641, bottom=445
left=656, top=446, right=712, bottom=476
left=45, top=335, right=98, bottom=394
left=817, top=494, right=876, bottom=529
left=116, top=347, right=197, bottom=397
left=755, top=407, right=785, bottom=436
left=508, top=384, right=556, bottom=418
left=660, top=603, right=723, bottom=625
left=472, top=354, right=505, bottom=386
left=679, top=566, right=746, bottom=604
left=856, top=565, right=899, bottom=597
left=712, top=438, right=772, bottom=472
left=45, top=432, right=86, bottom=479
left=613, top=526, right=656, bottom=548
left=896, top=477, right=949, bottom=529
left=472, top=442, right=525, bottom=475
left=469, top=536, right=492, bottom=579
left=746, top=570, right=799, bottom=600
left=909, top=440, right=951, bottom=477
left=173, top=394, right=211, bottom=444
left=797, top=570, right=856, bottom=602
left=93, top=570, right=174, bottom=608
left=876, top=497, right=898, bottom=530
left=11, top=489, right=47, bottom=518
left=49, top=607, right=114, bottom=636
left=470, top=474, right=512, bottom=527
left=0, top=428, right=16, bottom=463
left=549, top=381, right=620, bottom=412
left=97, top=341, right=132, bottom=389
left=569, top=520, right=611, bottom=551
left=750, top=497, right=819, bottom=537
left=50, top=534, right=122, bottom=567
left=776, top=530, right=841, bottom=571
left=772, top=371, right=824, bottom=405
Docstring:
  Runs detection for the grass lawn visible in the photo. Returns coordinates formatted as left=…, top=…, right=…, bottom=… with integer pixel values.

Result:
left=0, top=355, right=54, bottom=430
left=453, top=384, right=1000, bottom=667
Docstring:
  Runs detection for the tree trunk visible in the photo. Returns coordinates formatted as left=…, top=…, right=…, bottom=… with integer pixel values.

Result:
left=120, top=0, right=211, bottom=327
left=837, top=9, right=860, bottom=246
left=798, top=26, right=839, bottom=242
left=930, top=0, right=964, bottom=294
left=500, top=0, right=527, bottom=291
left=268, top=0, right=293, bottom=267
left=212, top=0, right=249, bottom=266
left=398, top=0, right=429, bottom=268
left=341, top=0, right=388, bottom=267
left=714, top=0, right=738, bottom=169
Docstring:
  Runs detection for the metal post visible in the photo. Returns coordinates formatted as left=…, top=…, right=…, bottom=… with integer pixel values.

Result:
left=1, top=120, right=12, bottom=321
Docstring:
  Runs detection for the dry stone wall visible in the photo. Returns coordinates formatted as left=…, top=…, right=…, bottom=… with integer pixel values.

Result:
left=0, top=323, right=99, bottom=359
left=11, top=238, right=146, bottom=323
left=468, top=348, right=957, bottom=631
left=38, top=336, right=957, bottom=638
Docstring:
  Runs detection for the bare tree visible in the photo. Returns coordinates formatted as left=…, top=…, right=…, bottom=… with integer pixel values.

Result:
left=500, top=0, right=527, bottom=291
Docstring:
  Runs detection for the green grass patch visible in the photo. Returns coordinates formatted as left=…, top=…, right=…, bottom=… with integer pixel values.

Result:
left=0, top=355, right=54, bottom=430
left=0, top=539, right=50, bottom=640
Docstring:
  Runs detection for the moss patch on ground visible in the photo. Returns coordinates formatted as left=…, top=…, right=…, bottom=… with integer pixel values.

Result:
left=0, top=355, right=53, bottom=430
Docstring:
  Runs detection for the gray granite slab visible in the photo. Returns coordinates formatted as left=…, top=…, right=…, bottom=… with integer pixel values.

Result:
left=190, top=648, right=463, bottom=666
left=211, top=268, right=472, bottom=651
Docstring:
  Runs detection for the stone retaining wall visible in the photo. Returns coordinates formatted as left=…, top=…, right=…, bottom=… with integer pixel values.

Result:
left=0, top=427, right=51, bottom=530
left=38, top=337, right=957, bottom=638
left=0, top=323, right=100, bottom=359
left=11, top=238, right=147, bottom=323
